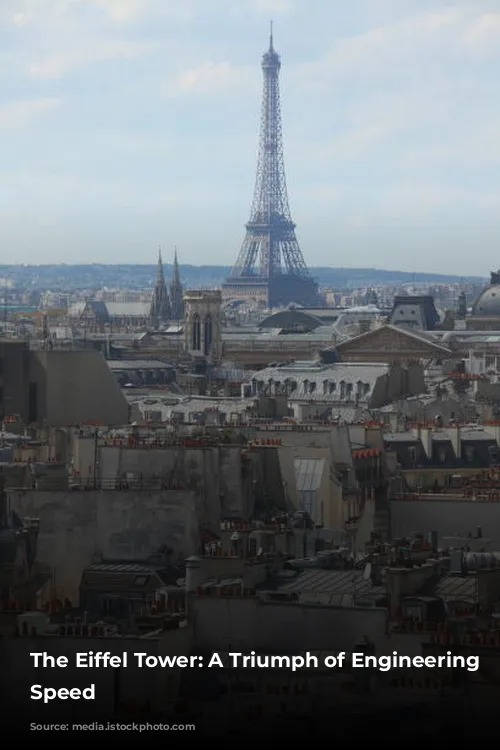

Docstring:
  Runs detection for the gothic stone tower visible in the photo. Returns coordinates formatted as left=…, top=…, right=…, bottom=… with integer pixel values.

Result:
left=222, top=27, right=318, bottom=308
left=184, top=290, right=222, bottom=362
left=150, top=246, right=171, bottom=326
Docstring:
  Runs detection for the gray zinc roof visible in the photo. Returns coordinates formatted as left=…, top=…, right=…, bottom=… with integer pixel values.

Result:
left=105, top=302, right=151, bottom=317
left=269, top=568, right=386, bottom=607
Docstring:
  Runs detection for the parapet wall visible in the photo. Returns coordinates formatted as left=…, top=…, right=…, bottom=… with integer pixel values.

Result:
left=390, top=499, right=500, bottom=547
left=6, top=489, right=199, bottom=602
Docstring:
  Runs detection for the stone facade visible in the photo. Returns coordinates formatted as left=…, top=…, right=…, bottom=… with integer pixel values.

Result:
left=184, top=290, right=222, bottom=362
left=335, top=324, right=453, bottom=364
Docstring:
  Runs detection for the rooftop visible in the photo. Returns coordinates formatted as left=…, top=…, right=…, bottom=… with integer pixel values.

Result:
left=265, top=568, right=387, bottom=607
left=107, top=359, right=172, bottom=370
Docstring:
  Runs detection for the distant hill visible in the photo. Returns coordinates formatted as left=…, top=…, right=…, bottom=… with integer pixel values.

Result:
left=0, top=264, right=486, bottom=291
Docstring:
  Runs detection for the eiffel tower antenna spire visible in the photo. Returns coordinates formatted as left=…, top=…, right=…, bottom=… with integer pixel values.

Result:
left=222, top=28, right=318, bottom=308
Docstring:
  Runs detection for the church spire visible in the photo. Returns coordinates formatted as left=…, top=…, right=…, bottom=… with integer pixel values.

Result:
left=150, top=245, right=171, bottom=326
left=156, top=245, right=165, bottom=283
left=169, top=245, right=184, bottom=321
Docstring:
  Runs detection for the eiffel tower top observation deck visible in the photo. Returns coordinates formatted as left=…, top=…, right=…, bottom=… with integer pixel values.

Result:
left=222, top=26, right=318, bottom=308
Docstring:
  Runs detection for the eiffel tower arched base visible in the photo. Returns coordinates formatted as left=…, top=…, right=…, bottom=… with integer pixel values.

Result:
left=222, top=274, right=319, bottom=308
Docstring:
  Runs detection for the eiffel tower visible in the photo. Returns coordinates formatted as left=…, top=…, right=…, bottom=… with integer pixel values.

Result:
left=222, top=26, right=318, bottom=308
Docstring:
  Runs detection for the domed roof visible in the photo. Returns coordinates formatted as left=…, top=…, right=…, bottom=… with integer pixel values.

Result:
left=472, top=271, right=500, bottom=317
left=258, top=309, right=324, bottom=332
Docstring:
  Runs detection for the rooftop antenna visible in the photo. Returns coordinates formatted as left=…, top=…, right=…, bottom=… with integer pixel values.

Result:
left=270, top=19, right=273, bottom=49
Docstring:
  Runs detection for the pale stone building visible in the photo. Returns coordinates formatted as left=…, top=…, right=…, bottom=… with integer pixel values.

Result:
left=184, top=290, right=222, bottom=362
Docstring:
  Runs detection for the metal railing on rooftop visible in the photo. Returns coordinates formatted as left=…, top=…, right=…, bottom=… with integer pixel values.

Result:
left=10, top=475, right=192, bottom=491
left=390, top=491, right=500, bottom=502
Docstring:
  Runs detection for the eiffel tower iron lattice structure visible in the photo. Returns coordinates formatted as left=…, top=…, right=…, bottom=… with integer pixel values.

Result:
left=222, top=27, right=318, bottom=308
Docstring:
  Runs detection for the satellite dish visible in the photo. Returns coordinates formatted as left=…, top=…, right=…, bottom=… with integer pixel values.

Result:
left=363, top=563, right=372, bottom=580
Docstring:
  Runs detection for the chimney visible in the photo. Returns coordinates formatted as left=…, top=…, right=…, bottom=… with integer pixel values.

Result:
left=230, top=531, right=241, bottom=557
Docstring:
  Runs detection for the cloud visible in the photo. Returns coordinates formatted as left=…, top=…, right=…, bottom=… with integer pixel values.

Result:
left=27, top=39, right=157, bottom=78
left=287, top=7, right=500, bottom=175
left=89, top=0, right=150, bottom=22
left=4, top=0, right=194, bottom=81
left=0, top=98, right=60, bottom=129
left=249, top=0, right=295, bottom=14
left=461, top=12, right=500, bottom=52
left=92, top=131, right=173, bottom=156
left=8, top=0, right=151, bottom=26
left=166, top=62, right=256, bottom=97
left=297, top=8, right=466, bottom=87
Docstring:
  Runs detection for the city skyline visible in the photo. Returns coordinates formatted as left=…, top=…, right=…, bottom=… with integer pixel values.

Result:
left=2, top=0, right=500, bottom=274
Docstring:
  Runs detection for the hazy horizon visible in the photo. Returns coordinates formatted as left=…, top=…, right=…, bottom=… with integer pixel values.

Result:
left=2, top=0, right=500, bottom=274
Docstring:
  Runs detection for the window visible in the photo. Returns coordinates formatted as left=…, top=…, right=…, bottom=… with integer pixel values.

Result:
left=204, top=315, right=212, bottom=355
left=191, top=314, right=201, bottom=350
left=134, top=575, right=149, bottom=586
left=404, top=604, right=423, bottom=621
left=465, top=446, right=475, bottom=463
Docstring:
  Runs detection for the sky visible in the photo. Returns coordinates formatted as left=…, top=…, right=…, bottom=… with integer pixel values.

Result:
left=2, top=0, right=500, bottom=274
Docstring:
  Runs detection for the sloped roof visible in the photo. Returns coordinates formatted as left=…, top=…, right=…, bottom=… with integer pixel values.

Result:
left=335, top=324, right=452, bottom=354
left=106, top=302, right=151, bottom=317
left=80, top=562, right=181, bottom=591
